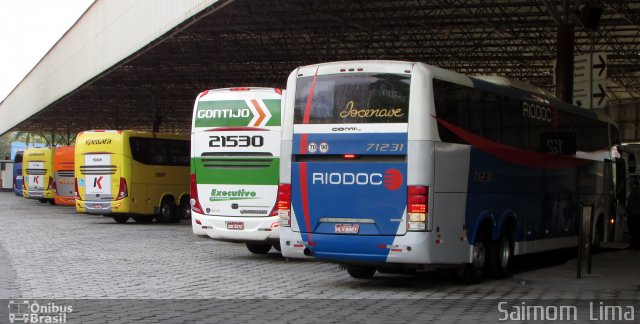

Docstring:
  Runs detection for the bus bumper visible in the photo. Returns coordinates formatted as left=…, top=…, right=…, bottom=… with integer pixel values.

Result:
left=302, top=232, right=441, bottom=265
left=279, top=227, right=313, bottom=260
left=54, top=196, right=76, bottom=206
left=24, top=190, right=55, bottom=199
left=76, top=200, right=113, bottom=214
left=191, top=213, right=280, bottom=243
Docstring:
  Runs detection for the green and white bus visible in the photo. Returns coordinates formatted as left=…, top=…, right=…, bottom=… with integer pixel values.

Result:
left=190, top=87, right=284, bottom=254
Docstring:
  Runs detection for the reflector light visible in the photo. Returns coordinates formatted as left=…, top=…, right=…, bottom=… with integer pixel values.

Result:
left=357, top=68, right=364, bottom=71
left=74, top=178, right=80, bottom=200
left=47, top=176, right=54, bottom=191
left=200, top=90, right=209, bottom=96
left=343, top=154, right=357, bottom=159
left=407, top=185, right=429, bottom=231
left=116, top=177, right=128, bottom=200
left=51, top=178, right=57, bottom=193
left=190, top=174, right=204, bottom=214
left=195, top=219, right=202, bottom=225
left=230, top=87, right=250, bottom=91
left=271, top=183, right=291, bottom=223
left=274, top=88, right=283, bottom=95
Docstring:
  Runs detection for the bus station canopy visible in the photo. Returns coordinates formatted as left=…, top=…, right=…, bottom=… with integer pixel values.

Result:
left=1, top=0, right=639, bottom=139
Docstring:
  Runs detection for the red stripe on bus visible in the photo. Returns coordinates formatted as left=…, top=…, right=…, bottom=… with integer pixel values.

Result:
left=299, top=162, right=313, bottom=242
left=433, top=115, right=590, bottom=170
left=299, top=67, right=319, bottom=154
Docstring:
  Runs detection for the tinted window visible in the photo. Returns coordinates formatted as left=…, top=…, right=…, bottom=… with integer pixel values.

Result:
left=433, top=79, right=614, bottom=153
left=129, top=137, right=189, bottom=166
left=294, top=73, right=410, bottom=124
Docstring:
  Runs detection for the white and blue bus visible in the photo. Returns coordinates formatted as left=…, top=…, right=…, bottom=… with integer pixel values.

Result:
left=276, top=60, right=620, bottom=282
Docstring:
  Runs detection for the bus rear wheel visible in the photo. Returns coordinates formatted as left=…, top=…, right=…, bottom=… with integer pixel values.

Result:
left=489, top=229, right=514, bottom=279
left=156, top=197, right=177, bottom=223
left=132, top=216, right=153, bottom=224
left=113, top=215, right=129, bottom=223
left=38, top=198, right=48, bottom=203
left=178, top=196, right=191, bottom=220
left=461, top=231, right=489, bottom=284
left=246, top=243, right=271, bottom=254
left=346, top=265, right=376, bottom=279
left=48, top=199, right=56, bottom=205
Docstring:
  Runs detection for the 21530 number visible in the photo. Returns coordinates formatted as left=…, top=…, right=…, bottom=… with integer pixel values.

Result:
left=209, top=135, right=264, bottom=147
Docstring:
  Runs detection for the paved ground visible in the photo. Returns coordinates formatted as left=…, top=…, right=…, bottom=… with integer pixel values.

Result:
left=1, top=192, right=639, bottom=323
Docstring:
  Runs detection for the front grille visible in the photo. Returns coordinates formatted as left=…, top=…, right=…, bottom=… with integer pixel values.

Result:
left=25, top=169, right=46, bottom=175
left=201, top=152, right=273, bottom=169
left=57, top=170, right=75, bottom=178
left=79, top=165, right=117, bottom=175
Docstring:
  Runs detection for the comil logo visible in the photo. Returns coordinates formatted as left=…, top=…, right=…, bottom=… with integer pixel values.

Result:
left=311, top=169, right=403, bottom=191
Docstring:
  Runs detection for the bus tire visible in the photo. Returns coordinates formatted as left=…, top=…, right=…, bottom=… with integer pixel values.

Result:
left=132, top=216, right=153, bottom=224
left=273, top=242, right=281, bottom=252
left=113, top=215, right=129, bottom=223
left=38, top=198, right=48, bottom=203
left=461, top=231, right=489, bottom=284
left=489, top=228, right=514, bottom=279
left=48, top=199, right=56, bottom=205
left=246, top=243, right=271, bottom=254
left=178, top=196, right=191, bottom=220
left=156, top=197, right=176, bottom=223
left=346, top=265, right=376, bottom=279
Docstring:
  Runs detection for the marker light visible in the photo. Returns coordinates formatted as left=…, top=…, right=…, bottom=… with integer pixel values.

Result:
left=407, top=186, right=429, bottom=231
left=190, top=174, right=204, bottom=214
left=271, top=183, right=291, bottom=226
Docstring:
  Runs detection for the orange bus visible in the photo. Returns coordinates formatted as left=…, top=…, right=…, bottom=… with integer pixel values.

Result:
left=53, top=146, right=75, bottom=205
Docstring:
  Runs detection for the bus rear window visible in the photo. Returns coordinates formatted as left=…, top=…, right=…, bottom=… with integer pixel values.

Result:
left=294, top=73, right=410, bottom=124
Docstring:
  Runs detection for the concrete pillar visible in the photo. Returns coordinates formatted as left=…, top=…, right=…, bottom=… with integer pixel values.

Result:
left=555, top=24, right=574, bottom=104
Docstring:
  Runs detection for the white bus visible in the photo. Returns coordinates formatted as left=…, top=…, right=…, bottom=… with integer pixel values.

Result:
left=190, top=87, right=284, bottom=254
left=276, top=60, right=620, bottom=282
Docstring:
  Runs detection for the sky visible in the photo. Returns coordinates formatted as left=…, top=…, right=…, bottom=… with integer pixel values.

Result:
left=0, top=0, right=95, bottom=101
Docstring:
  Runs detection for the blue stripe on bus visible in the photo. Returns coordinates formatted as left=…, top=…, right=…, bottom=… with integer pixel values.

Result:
left=292, top=133, right=408, bottom=155
left=465, top=147, right=602, bottom=243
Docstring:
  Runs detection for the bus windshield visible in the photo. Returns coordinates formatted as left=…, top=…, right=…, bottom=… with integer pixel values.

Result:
left=294, top=73, right=410, bottom=124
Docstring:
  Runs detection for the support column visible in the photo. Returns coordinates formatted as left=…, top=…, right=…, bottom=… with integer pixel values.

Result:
left=555, top=24, right=574, bottom=104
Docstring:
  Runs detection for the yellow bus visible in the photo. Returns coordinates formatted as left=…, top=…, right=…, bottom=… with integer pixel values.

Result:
left=22, top=147, right=55, bottom=204
left=75, top=130, right=191, bottom=223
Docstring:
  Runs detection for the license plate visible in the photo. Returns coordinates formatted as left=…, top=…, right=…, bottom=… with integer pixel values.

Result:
left=335, top=224, right=359, bottom=234
left=226, top=221, right=244, bottom=230
left=92, top=204, right=103, bottom=208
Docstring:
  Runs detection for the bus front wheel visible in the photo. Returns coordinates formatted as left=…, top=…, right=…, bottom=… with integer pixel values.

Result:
left=246, top=243, right=271, bottom=254
left=346, top=265, right=376, bottom=279
left=113, top=215, right=129, bottom=223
